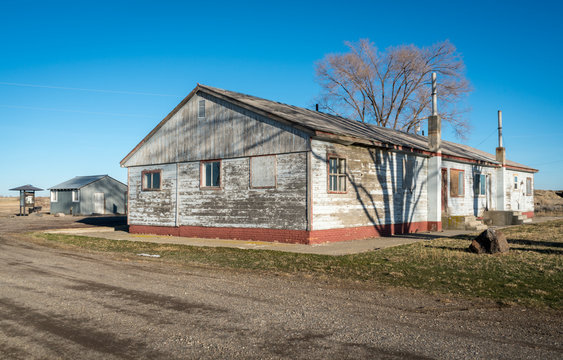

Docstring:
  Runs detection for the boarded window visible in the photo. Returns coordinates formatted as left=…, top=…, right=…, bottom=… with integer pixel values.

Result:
left=50, top=190, right=58, bottom=202
left=201, top=161, right=220, bottom=188
left=450, top=169, right=464, bottom=197
left=526, top=177, right=532, bottom=196
left=402, top=156, right=417, bottom=191
left=198, top=99, right=206, bottom=118
left=474, top=174, right=486, bottom=196
left=72, top=190, right=80, bottom=202
left=328, top=156, right=346, bottom=193
left=250, top=155, right=276, bottom=188
left=142, top=170, right=161, bottom=190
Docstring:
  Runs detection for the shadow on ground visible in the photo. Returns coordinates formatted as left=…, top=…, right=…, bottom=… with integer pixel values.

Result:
left=76, top=216, right=127, bottom=229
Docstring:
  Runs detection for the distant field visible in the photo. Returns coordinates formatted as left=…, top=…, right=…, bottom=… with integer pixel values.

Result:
left=0, top=197, right=50, bottom=216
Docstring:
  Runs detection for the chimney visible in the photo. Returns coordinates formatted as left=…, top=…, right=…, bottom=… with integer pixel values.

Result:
left=315, top=104, right=319, bottom=112
left=495, top=110, right=506, bottom=165
left=428, top=72, right=441, bottom=152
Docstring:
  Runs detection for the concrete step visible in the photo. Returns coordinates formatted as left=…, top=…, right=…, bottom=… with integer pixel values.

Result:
left=512, top=215, right=525, bottom=225
left=467, top=224, right=488, bottom=232
left=523, top=218, right=533, bottom=224
left=463, top=216, right=477, bottom=223
left=465, top=218, right=487, bottom=231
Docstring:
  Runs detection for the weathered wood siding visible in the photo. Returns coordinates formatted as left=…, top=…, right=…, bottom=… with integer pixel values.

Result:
left=80, top=177, right=128, bottom=215
left=311, top=140, right=428, bottom=230
left=50, top=178, right=127, bottom=215
left=442, top=160, right=498, bottom=216
left=50, top=190, right=79, bottom=215
left=128, top=153, right=308, bottom=230
left=504, top=169, right=534, bottom=212
left=128, top=164, right=177, bottom=226
left=123, top=93, right=310, bottom=167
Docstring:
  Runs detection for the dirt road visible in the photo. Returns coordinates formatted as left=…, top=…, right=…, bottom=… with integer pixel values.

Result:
left=0, top=217, right=561, bottom=359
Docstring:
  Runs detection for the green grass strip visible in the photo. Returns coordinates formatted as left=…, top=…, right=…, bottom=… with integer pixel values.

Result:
left=32, top=220, right=563, bottom=309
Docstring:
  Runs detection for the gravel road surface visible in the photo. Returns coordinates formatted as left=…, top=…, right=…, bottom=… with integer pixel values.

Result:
left=0, top=216, right=561, bottom=359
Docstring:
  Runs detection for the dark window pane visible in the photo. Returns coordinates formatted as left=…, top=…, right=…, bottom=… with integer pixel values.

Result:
left=205, top=163, right=212, bottom=186
left=212, top=162, right=220, bottom=186
left=199, top=100, right=205, bottom=118
left=144, top=173, right=151, bottom=189
left=153, top=172, right=160, bottom=189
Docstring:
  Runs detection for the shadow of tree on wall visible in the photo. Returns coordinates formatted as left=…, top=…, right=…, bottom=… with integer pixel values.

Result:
left=312, top=146, right=425, bottom=237
left=130, top=91, right=433, bottom=236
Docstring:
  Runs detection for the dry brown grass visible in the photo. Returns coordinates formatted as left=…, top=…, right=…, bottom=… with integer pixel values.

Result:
left=0, top=197, right=50, bottom=216
left=31, top=220, right=563, bottom=309
left=535, top=190, right=563, bottom=216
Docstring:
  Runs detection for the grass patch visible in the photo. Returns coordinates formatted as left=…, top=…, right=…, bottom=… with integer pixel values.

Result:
left=30, top=220, right=563, bottom=309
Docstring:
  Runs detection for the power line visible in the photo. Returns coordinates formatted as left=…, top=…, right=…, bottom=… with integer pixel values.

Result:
left=0, top=104, right=154, bottom=118
left=476, top=128, right=496, bottom=146
left=0, top=81, right=180, bottom=97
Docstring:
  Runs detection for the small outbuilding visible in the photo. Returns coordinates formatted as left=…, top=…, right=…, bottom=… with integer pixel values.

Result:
left=49, top=175, right=127, bottom=215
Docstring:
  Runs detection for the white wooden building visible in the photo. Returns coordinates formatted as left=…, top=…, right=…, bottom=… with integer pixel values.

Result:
left=120, top=84, right=537, bottom=244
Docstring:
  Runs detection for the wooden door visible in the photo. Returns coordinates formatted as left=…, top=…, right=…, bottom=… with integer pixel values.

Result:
left=94, top=193, right=105, bottom=214
left=441, top=168, right=448, bottom=214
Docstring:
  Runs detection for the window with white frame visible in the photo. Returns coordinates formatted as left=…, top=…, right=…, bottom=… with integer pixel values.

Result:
left=201, top=160, right=221, bottom=188
left=50, top=190, right=58, bottom=202
left=328, top=156, right=346, bottom=193
left=72, top=190, right=80, bottom=202
left=475, top=174, right=486, bottom=196
left=198, top=99, right=206, bottom=118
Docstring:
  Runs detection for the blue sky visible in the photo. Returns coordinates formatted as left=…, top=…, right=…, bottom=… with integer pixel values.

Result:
left=1, top=0, right=561, bottom=196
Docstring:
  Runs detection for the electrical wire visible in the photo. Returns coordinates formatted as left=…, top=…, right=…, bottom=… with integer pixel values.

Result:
left=0, top=81, right=179, bottom=97
left=0, top=104, right=154, bottom=118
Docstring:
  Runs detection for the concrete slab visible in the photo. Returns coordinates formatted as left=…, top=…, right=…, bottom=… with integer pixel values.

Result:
left=44, top=227, right=483, bottom=256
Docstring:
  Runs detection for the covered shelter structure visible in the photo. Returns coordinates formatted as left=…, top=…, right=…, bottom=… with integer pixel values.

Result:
left=9, top=184, right=44, bottom=215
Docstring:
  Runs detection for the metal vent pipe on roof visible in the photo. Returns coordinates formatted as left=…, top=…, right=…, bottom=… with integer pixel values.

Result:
left=498, top=110, right=503, bottom=148
left=431, top=72, right=438, bottom=116
left=428, top=72, right=441, bottom=152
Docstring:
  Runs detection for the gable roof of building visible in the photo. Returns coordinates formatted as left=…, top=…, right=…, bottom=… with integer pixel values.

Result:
left=49, top=175, right=126, bottom=190
left=121, top=84, right=537, bottom=172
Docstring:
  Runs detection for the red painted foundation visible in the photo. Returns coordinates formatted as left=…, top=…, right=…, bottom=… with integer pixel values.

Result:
left=522, top=211, right=534, bottom=219
left=130, top=221, right=441, bottom=245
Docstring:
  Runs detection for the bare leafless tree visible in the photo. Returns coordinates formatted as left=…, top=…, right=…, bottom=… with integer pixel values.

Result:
left=315, top=39, right=472, bottom=138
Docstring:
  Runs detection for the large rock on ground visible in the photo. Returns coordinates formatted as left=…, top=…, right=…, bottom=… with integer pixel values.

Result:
left=469, top=228, right=509, bottom=254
